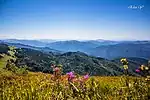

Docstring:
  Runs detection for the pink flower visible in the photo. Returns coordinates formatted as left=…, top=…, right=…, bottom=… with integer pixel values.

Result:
left=136, top=69, right=140, bottom=73
left=67, top=72, right=75, bottom=78
left=54, top=67, right=60, bottom=72
left=66, top=72, right=75, bottom=82
left=83, top=74, right=89, bottom=80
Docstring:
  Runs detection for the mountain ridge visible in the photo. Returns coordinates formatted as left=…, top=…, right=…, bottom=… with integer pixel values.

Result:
left=1, top=39, right=150, bottom=60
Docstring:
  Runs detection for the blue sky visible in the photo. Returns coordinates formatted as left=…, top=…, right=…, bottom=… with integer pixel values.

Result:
left=0, top=0, right=150, bottom=40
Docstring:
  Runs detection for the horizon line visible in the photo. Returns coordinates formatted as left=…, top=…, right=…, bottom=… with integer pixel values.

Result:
left=0, top=38, right=150, bottom=41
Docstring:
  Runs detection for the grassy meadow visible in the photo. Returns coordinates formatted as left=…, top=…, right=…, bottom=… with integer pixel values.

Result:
left=0, top=46, right=150, bottom=100
left=0, top=71, right=149, bottom=100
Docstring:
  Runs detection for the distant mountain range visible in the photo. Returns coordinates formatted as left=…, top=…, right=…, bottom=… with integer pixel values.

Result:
left=1, top=39, right=150, bottom=59
left=88, top=41, right=150, bottom=59
left=1, top=39, right=48, bottom=47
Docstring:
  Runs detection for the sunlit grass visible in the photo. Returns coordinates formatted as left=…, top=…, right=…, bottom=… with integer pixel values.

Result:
left=0, top=54, right=10, bottom=69
left=0, top=48, right=149, bottom=100
left=0, top=72, right=149, bottom=100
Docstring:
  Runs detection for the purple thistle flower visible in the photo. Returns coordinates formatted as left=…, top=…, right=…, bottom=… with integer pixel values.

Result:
left=67, top=72, right=74, bottom=77
left=66, top=72, right=75, bottom=82
left=83, top=74, right=89, bottom=80
left=136, top=69, right=140, bottom=73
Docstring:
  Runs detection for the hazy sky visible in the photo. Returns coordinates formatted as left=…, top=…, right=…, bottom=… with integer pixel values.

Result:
left=0, top=0, right=150, bottom=40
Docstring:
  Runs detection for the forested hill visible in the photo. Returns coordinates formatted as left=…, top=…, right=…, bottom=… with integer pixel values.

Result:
left=0, top=43, right=148, bottom=76
left=15, top=48, right=123, bottom=75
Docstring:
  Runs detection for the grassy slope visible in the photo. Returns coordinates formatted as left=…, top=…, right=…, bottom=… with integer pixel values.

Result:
left=0, top=72, right=149, bottom=100
left=0, top=54, right=9, bottom=68
left=0, top=46, right=17, bottom=76
left=0, top=46, right=16, bottom=68
left=0, top=54, right=13, bottom=76
left=0, top=44, right=149, bottom=99
left=0, top=55, right=149, bottom=99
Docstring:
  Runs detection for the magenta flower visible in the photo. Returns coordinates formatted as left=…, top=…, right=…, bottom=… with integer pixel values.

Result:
left=83, top=74, right=89, bottom=80
left=54, top=67, right=60, bottom=72
left=67, top=72, right=75, bottom=78
left=66, top=72, right=75, bottom=82
left=136, top=69, right=140, bottom=73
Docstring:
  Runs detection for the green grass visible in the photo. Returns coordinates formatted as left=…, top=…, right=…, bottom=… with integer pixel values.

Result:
left=0, top=54, right=10, bottom=69
left=0, top=54, right=14, bottom=76
left=0, top=72, right=149, bottom=100
left=0, top=47, right=17, bottom=76
left=0, top=45, right=17, bottom=69
left=0, top=55, right=149, bottom=100
left=0, top=47, right=149, bottom=100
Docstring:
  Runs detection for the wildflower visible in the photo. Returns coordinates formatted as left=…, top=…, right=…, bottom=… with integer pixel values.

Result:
left=52, top=66, right=61, bottom=80
left=83, top=74, right=89, bottom=80
left=136, top=69, right=140, bottom=73
left=53, top=67, right=60, bottom=72
left=67, top=71, right=75, bottom=82
left=140, top=65, right=145, bottom=70
left=145, top=67, right=149, bottom=70
left=120, top=59, right=123, bottom=62
left=120, top=58, right=127, bottom=62
left=67, top=72, right=74, bottom=78
left=123, top=65, right=128, bottom=70
left=120, top=58, right=128, bottom=65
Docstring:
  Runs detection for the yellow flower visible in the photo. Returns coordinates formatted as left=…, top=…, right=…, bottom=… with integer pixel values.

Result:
left=123, top=65, right=128, bottom=70
left=120, top=58, right=128, bottom=65
left=120, top=58, right=124, bottom=62
left=124, top=58, right=127, bottom=62
left=140, top=65, right=144, bottom=70
left=121, top=58, right=127, bottom=62
left=145, top=67, right=149, bottom=70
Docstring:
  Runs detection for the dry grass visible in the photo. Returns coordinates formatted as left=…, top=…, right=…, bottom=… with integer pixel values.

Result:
left=0, top=72, right=149, bottom=100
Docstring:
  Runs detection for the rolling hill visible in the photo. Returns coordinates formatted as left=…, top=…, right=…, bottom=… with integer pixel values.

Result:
left=1, top=39, right=150, bottom=60
left=15, top=48, right=123, bottom=75
left=0, top=42, right=62, bottom=54
left=0, top=43, right=149, bottom=76
left=1, top=39, right=47, bottom=47
left=45, top=40, right=99, bottom=52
